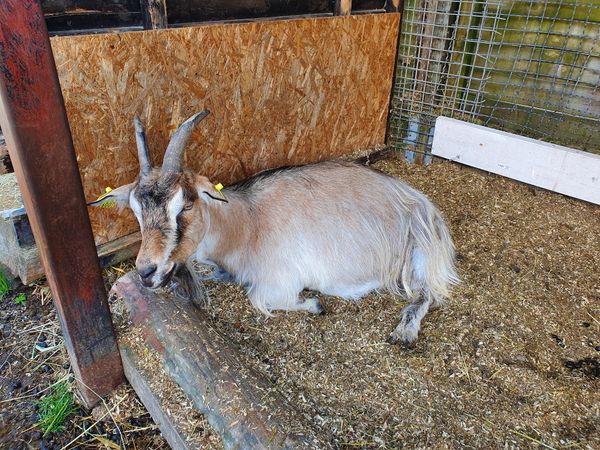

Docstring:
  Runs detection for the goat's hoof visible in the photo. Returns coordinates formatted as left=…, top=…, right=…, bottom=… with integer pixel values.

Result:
left=191, top=295, right=210, bottom=309
left=389, top=328, right=417, bottom=348
left=304, top=298, right=324, bottom=315
left=311, top=302, right=325, bottom=315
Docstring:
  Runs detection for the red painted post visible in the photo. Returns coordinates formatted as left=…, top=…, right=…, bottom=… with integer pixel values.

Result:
left=0, top=0, right=124, bottom=406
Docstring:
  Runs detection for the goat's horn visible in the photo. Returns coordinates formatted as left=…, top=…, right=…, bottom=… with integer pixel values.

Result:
left=134, top=116, right=152, bottom=175
left=162, top=110, right=210, bottom=174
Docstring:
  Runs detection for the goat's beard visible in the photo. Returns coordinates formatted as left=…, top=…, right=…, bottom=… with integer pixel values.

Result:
left=166, top=260, right=210, bottom=308
left=156, top=263, right=178, bottom=288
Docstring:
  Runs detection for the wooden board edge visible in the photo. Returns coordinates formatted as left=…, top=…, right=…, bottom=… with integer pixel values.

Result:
left=1, top=231, right=140, bottom=284
left=119, top=344, right=192, bottom=450
left=431, top=116, right=600, bottom=206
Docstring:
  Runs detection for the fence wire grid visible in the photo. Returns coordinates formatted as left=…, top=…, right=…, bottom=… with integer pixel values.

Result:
left=388, top=0, right=600, bottom=161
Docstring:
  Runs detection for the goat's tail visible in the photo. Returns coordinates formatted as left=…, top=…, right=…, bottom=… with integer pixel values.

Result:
left=400, top=200, right=460, bottom=306
left=389, top=199, right=460, bottom=345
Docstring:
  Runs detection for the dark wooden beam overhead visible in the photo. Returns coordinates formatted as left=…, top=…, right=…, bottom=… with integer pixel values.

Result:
left=42, top=0, right=142, bottom=32
left=166, top=0, right=333, bottom=25
left=41, top=0, right=141, bottom=14
left=0, top=0, right=124, bottom=406
left=353, top=0, right=386, bottom=10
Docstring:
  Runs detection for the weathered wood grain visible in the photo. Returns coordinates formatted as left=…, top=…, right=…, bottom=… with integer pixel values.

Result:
left=0, top=0, right=123, bottom=405
left=120, top=345, right=197, bottom=450
left=432, top=117, right=600, bottom=206
left=50, top=13, right=400, bottom=244
left=0, top=228, right=140, bottom=284
left=112, top=273, right=321, bottom=449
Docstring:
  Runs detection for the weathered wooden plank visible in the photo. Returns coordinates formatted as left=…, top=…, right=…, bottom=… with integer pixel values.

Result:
left=41, top=0, right=142, bottom=32
left=41, top=0, right=141, bottom=14
left=44, top=11, right=142, bottom=32
left=50, top=13, right=400, bottom=245
left=0, top=226, right=140, bottom=284
left=432, top=116, right=600, bottom=205
left=120, top=345, right=196, bottom=450
left=97, top=231, right=141, bottom=269
left=0, top=0, right=123, bottom=405
left=112, top=273, right=322, bottom=449
left=0, top=214, right=42, bottom=284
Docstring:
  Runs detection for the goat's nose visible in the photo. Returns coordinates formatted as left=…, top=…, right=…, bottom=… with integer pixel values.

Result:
left=137, top=264, right=157, bottom=282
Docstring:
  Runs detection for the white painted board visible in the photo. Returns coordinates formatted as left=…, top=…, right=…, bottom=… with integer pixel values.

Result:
left=431, top=116, right=600, bottom=205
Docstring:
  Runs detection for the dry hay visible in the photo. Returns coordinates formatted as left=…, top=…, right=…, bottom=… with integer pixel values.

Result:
left=195, top=157, right=600, bottom=449
left=0, top=276, right=168, bottom=449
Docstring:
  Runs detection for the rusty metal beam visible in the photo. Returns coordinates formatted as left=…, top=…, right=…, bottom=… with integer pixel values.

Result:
left=0, top=0, right=124, bottom=406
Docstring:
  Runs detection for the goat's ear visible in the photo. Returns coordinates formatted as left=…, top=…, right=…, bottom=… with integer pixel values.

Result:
left=87, top=183, right=134, bottom=209
left=195, top=176, right=228, bottom=203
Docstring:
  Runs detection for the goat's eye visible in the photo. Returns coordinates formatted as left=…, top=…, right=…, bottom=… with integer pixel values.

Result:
left=183, top=203, right=193, bottom=212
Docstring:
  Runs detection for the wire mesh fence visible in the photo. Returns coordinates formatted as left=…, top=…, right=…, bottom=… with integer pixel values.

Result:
left=387, top=0, right=600, bottom=161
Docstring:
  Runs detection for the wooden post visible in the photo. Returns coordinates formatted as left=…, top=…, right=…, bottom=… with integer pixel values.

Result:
left=140, top=0, right=168, bottom=29
left=334, top=0, right=352, bottom=16
left=383, top=0, right=405, bottom=150
left=0, top=0, right=124, bottom=406
left=385, top=0, right=403, bottom=12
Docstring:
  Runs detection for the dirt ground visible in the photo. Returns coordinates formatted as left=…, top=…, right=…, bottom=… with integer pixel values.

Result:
left=0, top=272, right=168, bottom=449
left=1, top=155, right=599, bottom=449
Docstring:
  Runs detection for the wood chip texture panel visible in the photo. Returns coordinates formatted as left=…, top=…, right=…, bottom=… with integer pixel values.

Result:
left=50, top=14, right=400, bottom=244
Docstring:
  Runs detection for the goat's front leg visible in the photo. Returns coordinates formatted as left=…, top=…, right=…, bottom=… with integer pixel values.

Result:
left=198, top=264, right=237, bottom=283
left=247, top=284, right=323, bottom=315
left=210, top=266, right=237, bottom=283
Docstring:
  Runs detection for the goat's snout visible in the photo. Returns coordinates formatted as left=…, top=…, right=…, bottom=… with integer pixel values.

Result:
left=137, top=264, right=157, bottom=286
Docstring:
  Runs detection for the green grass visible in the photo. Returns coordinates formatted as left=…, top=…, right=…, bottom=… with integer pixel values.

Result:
left=37, top=382, right=78, bottom=436
left=0, top=271, right=10, bottom=298
left=14, top=293, right=26, bottom=306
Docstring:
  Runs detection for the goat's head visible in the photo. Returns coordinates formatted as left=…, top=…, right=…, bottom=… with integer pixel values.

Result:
left=90, top=111, right=225, bottom=288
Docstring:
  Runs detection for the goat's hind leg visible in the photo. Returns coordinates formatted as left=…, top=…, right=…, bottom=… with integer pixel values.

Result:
left=390, top=293, right=433, bottom=346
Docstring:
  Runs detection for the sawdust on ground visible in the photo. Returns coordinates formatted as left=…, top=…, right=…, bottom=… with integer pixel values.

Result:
left=197, top=157, right=600, bottom=449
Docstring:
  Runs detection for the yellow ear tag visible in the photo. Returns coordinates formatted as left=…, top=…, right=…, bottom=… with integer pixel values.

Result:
left=96, top=186, right=116, bottom=208
left=214, top=183, right=227, bottom=201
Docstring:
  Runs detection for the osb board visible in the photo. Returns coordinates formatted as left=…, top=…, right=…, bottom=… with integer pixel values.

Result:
left=50, top=13, right=400, bottom=245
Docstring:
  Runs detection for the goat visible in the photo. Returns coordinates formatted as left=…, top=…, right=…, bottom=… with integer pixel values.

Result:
left=91, top=111, right=459, bottom=344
